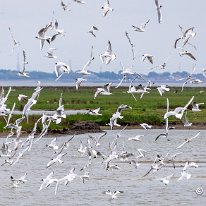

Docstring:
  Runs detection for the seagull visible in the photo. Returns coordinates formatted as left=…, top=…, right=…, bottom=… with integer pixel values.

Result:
left=46, top=137, right=59, bottom=150
left=55, top=62, right=71, bottom=81
left=125, top=31, right=135, bottom=60
left=167, top=152, right=183, bottom=169
left=77, top=46, right=94, bottom=75
left=88, top=131, right=107, bottom=147
left=39, top=171, right=58, bottom=191
left=157, top=85, right=170, bottom=96
left=88, top=107, right=102, bottom=116
left=132, top=19, right=150, bottom=32
left=179, top=50, right=196, bottom=61
left=17, top=50, right=29, bottom=78
left=190, top=102, right=204, bottom=112
left=18, top=94, right=28, bottom=102
left=136, top=148, right=147, bottom=159
left=154, top=0, right=162, bottom=24
left=88, top=26, right=98, bottom=38
left=142, top=153, right=167, bottom=177
left=75, top=78, right=87, bottom=90
left=157, top=174, right=174, bottom=185
left=115, top=63, right=134, bottom=88
left=183, top=161, right=198, bottom=171
left=142, top=54, right=153, bottom=64
left=183, top=111, right=192, bottom=127
left=80, top=172, right=90, bottom=184
left=174, top=26, right=196, bottom=49
left=35, top=23, right=53, bottom=50
left=191, top=78, right=203, bottom=84
left=126, top=74, right=148, bottom=101
left=164, top=96, right=194, bottom=120
left=101, top=0, right=114, bottom=17
left=103, top=190, right=124, bottom=200
left=94, top=82, right=112, bottom=99
left=9, top=27, right=20, bottom=53
left=46, top=153, right=67, bottom=168
left=45, top=48, right=57, bottom=59
left=60, top=0, right=70, bottom=11
left=100, top=41, right=116, bottom=65
left=140, top=123, right=152, bottom=130
left=73, top=0, right=85, bottom=4
left=54, top=168, right=77, bottom=195
left=178, top=171, right=191, bottom=181
left=11, top=173, right=28, bottom=184
left=176, top=132, right=200, bottom=149
left=128, top=135, right=144, bottom=141
left=181, top=67, right=196, bottom=92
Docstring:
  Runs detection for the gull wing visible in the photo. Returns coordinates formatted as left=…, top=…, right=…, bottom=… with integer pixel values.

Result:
left=107, top=40, right=112, bottom=53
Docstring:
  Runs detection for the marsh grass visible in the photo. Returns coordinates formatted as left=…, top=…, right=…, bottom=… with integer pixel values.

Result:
left=1, top=86, right=205, bottom=132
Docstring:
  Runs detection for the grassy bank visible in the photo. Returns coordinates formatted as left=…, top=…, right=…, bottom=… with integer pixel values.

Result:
left=1, top=86, right=206, bottom=133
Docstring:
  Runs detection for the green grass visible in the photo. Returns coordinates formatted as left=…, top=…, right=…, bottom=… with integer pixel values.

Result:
left=1, top=86, right=206, bottom=132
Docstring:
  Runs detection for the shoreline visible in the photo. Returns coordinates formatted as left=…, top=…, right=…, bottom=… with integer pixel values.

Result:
left=0, top=123, right=205, bottom=138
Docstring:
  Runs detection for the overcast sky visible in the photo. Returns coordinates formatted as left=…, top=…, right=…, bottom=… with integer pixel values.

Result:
left=0, top=0, right=205, bottom=74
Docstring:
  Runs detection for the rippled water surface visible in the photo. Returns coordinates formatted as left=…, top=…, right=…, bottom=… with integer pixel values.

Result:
left=0, top=129, right=205, bottom=205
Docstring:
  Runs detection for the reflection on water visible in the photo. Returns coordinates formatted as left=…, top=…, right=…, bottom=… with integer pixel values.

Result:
left=0, top=129, right=205, bottom=206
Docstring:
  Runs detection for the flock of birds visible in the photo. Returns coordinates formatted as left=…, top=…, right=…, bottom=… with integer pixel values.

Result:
left=0, top=0, right=205, bottom=203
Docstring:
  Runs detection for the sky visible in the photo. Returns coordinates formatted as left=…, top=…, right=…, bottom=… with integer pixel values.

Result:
left=0, top=0, right=205, bottom=75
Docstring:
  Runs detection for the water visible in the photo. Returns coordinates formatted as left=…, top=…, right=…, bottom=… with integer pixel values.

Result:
left=13, top=109, right=88, bottom=115
left=0, top=80, right=205, bottom=88
left=0, top=129, right=205, bottom=205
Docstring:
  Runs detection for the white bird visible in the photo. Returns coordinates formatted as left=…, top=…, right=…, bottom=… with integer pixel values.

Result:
left=140, top=123, right=152, bottom=130
left=88, top=26, right=98, bottom=37
left=132, top=19, right=150, bottom=32
left=136, top=148, right=147, bottom=159
left=46, top=153, right=67, bottom=168
left=88, top=107, right=102, bottom=116
left=60, top=0, right=70, bottom=11
left=11, top=173, right=28, bottom=184
left=45, top=48, right=57, bottom=59
left=46, top=138, right=59, bottom=150
left=101, top=0, right=114, bottom=17
left=77, top=46, right=94, bottom=75
left=55, top=62, right=71, bottom=81
left=142, top=54, right=153, bottom=64
left=125, top=32, right=135, bottom=60
left=35, top=23, right=53, bottom=50
left=154, top=0, right=162, bottom=24
left=157, top=85, right=170, bottom=96
left=128, top=135, right=144, bottom=141
left=73, top=0, right=85, bottom=4
left=80, top=172, right=90, bottom=184
left=9, top=27, right=20, bottom=53
left=179, top=50, right=196, bottom=61
left=75, top=78, right=87, bottom=90
left=94, top=82, right=112, bottom=99
left=54, top=168, right=77, bottom=195
left=176, top=132, right=200, bottom=149
left=39, top=171, right=58, bottom=191
left=88, top=131, right=107, bottom=147
left=183, top=161, right=198, bottom=171
left=103, top=190, right=124, bottom=200
left=17, top=50, right=29, bottom=78
left=18, top=94, right=28, bottom=102
left=191, top=102, right=204, bottom=112
left=157, top=174, right=174, bottom=185
left=164, top=96, right=194, bottom=120
left=100, top=41, right=116, bottom=65
left=174, top=26, right=196, bottom=49
left=178, top=171, right=191, bottom=181
left=183, top=111, right=192, bottom=127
